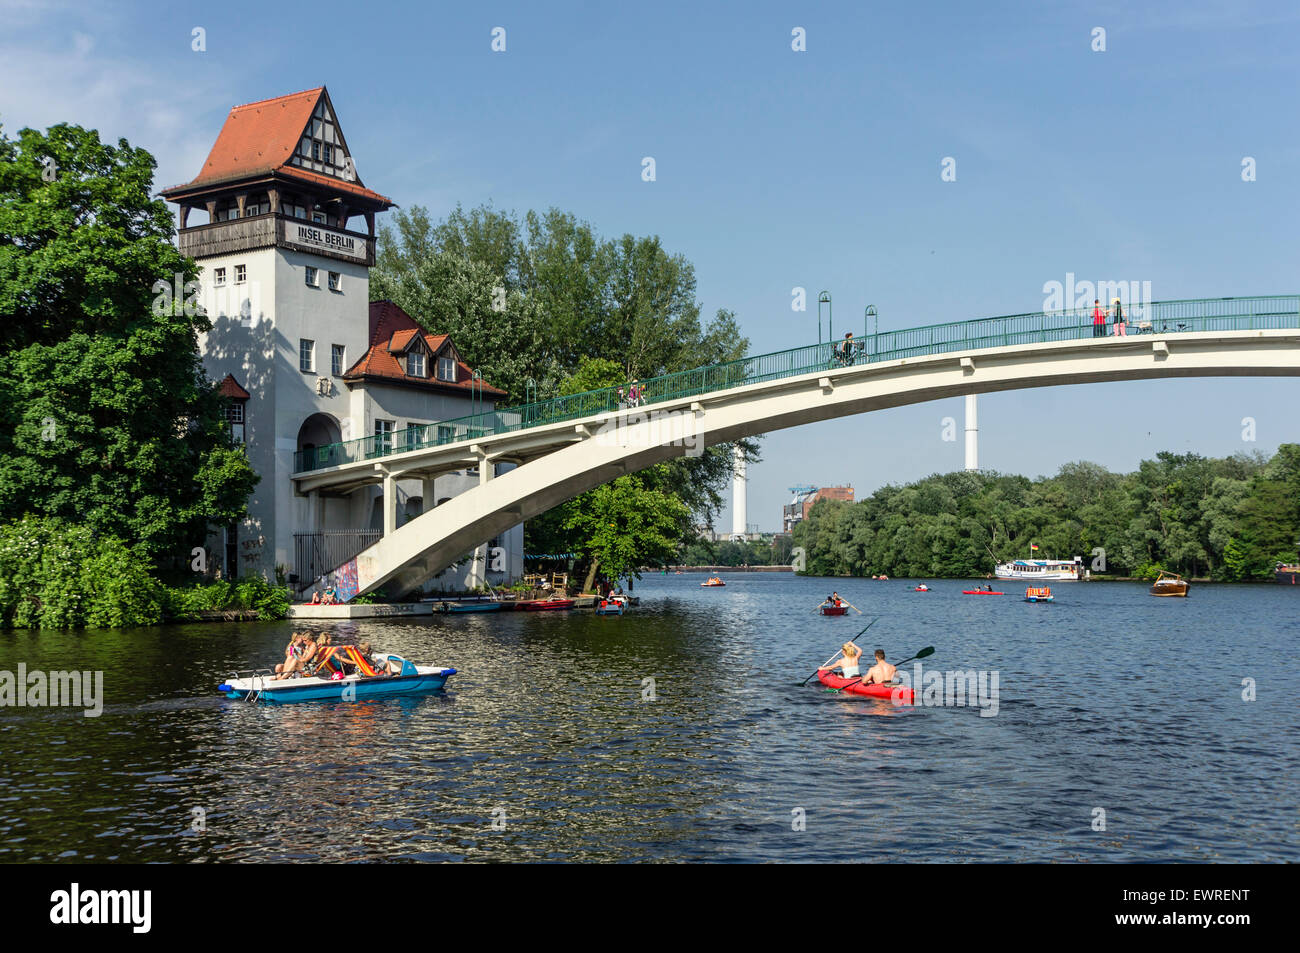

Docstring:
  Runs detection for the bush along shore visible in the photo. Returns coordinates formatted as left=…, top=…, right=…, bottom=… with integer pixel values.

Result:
left=0, top=517, right=289, bottom=629
left=790, top=447, right=1300, bottom=582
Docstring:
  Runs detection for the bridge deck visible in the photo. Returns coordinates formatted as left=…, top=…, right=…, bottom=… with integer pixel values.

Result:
left=292, top=295, right=1299, bottom=481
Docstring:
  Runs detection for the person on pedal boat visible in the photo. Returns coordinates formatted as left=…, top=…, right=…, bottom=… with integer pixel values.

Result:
left=821, top=642, right=863, bottom=678
left=862, top=649, right=897, bottom=685
left=274, top=632, right=317, bottom=679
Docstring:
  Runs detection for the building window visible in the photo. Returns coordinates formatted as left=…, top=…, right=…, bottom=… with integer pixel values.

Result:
left=299, top=339, right=315, bottom=373
left=323, top=144, right=332, bottom=164
left=223, top=401, right=246, bottom=444
left=331, top=344, right=345, bottom=377
left=328, top=271, right=341, bottom=292
left=407, top=352, right=426, bottom=378
left=228, top=206, right=240, bottom=220
left=374, top=419, right=394, bottom=453
left=437, top=357, right=456, bottom=382
left=312, top=141, right=321, bottom=161
left=305, top=266, right=318, bottom=287
left=214, top=267, right=226, bottom=286
left=437, top=424, right=456, bottom=443
left=312, top=211, right=326, bottom=224
left=234, top=264, right=246, bottom=284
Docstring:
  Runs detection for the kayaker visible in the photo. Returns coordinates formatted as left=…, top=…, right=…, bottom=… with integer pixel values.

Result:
left=821, top=642, right=863, bottom=678
left=862, top=649, right=897, bottom=686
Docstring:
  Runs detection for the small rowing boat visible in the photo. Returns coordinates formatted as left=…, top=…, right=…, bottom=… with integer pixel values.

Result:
left=434, top=601, right=502, bottom=613
left=219, top=653, right=455, bottom=704
left=516, top=597, right=576, bottom=611
left=1024, top=587, right=1054, bottom=603
left=962, top=589, right=1004, bottom=595
left=1149, top=571, right=1189, bottom=597
left=820, top=604, right=849, bottom=615
left=816, top=669, right=915, bottom=704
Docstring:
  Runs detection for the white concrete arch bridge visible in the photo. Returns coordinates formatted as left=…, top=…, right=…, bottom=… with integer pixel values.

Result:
left=290, top=295, right=1300, bottom=598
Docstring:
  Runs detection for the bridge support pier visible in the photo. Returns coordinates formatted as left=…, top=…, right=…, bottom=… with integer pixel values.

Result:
left=964, top=394, right=979, bottom=472
left=382, top=471, right=397, bottom=536
left=422, top=476, right=436, bottom=514
left=470, top=455, right=492, bottom=589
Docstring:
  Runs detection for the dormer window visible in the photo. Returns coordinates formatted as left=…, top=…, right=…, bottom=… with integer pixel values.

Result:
left=407, top=352, right=426, bottom=378
left=437, top=357, right=456, bottom=382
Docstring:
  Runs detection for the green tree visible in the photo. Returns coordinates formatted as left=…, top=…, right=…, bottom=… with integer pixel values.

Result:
left=564, top=476, right=690, bottom=589
left=0, top=123, right=258, bottom=570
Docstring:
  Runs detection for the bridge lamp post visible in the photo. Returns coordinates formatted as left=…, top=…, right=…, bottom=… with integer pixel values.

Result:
left=524, top=376, right=537, bottom=426
left=865, top=305, right=877, bottom=358
left=471, top=370, right=484, bottom=434
left=818, top=291, right=831, bottom=345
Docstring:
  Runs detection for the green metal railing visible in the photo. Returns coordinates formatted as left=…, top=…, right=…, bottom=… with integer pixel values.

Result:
left=293, top=295, right=1299, bottom=474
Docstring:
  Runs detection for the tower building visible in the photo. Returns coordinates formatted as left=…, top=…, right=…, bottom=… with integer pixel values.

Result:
left=162, top=87, right=522, bottom=591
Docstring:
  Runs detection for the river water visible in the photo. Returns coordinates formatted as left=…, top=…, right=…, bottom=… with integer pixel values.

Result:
left=0, top=574, right=1295, bottom=862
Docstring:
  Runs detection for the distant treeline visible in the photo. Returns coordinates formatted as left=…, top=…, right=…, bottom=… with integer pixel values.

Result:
left=790, top=447, right=1300, bottom=580
left=679, top=536, right=793, bottom=567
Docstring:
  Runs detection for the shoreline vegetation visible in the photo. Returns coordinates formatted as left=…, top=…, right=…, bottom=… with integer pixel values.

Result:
left=783, top=449, right=1300, bottom=584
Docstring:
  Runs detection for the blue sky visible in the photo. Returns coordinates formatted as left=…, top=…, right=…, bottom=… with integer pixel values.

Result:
left=3, top=0, right=1298, bottom=530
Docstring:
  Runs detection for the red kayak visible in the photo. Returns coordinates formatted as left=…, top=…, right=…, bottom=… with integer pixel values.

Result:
left=962, top=590, right=1004, bottom=595
left=817, top=669, right=914, bottom=704
left=820, top=605, right=849, bottom=615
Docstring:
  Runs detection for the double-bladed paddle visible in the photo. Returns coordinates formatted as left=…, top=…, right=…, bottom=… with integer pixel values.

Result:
left=799, top=617, right=879, bottom=685
left=827, top=646, right=935, bottom=693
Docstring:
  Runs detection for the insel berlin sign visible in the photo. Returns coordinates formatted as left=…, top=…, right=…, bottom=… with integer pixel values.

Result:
left=283, top=221, right=367, bottom=261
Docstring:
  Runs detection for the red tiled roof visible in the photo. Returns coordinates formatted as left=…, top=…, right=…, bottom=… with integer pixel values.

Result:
left=161, top=87, right=392, bottom=207
left=217, top=373, right=250, bottom=400
left=345, top=301, right=507, bottom=398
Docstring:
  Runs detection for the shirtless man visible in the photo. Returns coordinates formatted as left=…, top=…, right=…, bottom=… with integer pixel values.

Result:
left=821, top=642, right=863, bottom=678
left=862, top=649, right=897, bottom=685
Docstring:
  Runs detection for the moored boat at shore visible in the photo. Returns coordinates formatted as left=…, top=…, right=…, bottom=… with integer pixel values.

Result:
left=1275, top=563, right=1300, bottom=585
left=516, top=597, right=576, bottom=611
left=434, top=601, right=502, bottom=613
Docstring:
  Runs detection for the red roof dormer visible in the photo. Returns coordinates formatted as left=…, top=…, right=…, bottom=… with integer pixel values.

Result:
left=345, top=301, right=507, bottom=398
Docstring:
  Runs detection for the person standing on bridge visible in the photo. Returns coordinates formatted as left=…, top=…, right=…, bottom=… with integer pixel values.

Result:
left=1112, top=297, right=1126, bottom=336
left=1092, top=299, right=1107, bottom=338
